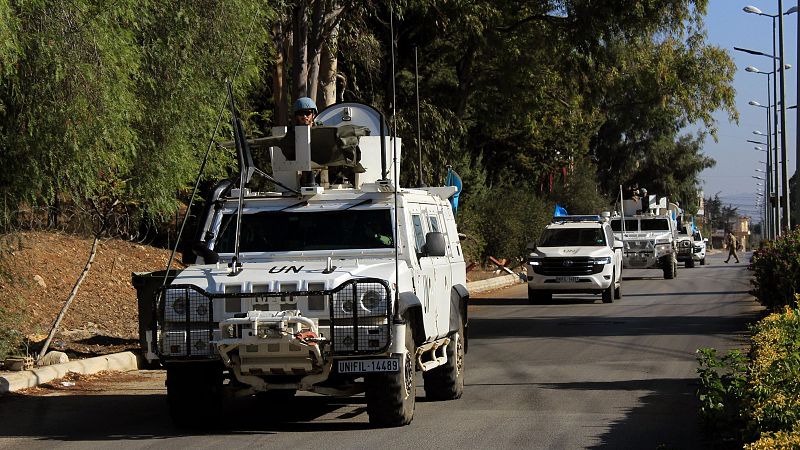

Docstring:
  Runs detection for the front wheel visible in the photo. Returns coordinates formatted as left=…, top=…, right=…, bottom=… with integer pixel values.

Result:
left=663, top=256, right=676, bottom=279
left=166, top=363, right=223, bottom=429
left=423, top=319, right=465, bottom=400
left=700, top=257, right=706, bottom=266
left=686, top=259, right=695, bottom=268
left=366, top=321, right=416, bottom=427
left=528, top=288, right=552, bottom=304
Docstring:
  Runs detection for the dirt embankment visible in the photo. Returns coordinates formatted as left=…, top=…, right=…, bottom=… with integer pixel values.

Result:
left=0, top=231, right=176, bottom=357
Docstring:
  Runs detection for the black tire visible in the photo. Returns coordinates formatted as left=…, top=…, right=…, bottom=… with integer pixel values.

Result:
left=700, top=257, right=706, bottom=266
left=686, top=259, right=695, bottom=268
left=366, top=321, right=416, bottom=427
left=166, top=363, right=223, bottom=429
left=423, top=319, right=465, bottom=400
left=614, top=283, right=622, bottom=300
left=601, top=283, right=613, bottom=303
left=527, top=288, right=552, bottom=304
left=663, top=256, right=676, bottom=279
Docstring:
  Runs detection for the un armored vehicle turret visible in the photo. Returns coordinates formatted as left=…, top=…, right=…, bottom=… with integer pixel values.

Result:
left=144, top=101, right=469, bottom=428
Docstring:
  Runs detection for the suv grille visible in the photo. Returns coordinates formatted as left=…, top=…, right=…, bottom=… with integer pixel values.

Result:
left=532, top=257, right=602, bottom=276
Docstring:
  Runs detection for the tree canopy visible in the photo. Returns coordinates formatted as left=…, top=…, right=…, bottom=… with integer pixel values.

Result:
left=0, top=0, right=737, bottom=261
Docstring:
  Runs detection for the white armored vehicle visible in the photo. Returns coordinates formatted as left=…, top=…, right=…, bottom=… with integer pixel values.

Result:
left=611, top=194, right=679, bottom=279
left=146, top=101, right=469, bottom=428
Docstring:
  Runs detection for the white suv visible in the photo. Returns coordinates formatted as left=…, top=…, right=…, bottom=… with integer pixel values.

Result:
left=526, top=215, right=623, bottom=304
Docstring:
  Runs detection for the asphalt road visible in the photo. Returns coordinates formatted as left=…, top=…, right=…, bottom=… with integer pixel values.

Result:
left=0, top=251, right=762, bottom=449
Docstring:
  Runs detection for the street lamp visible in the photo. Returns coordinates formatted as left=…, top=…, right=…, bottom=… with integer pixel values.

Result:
left=742, top=4, right=797, bottom=232
left=746, top=65, right=790, bottom=238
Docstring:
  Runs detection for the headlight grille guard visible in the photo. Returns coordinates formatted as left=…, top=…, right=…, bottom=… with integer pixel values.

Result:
left=153, top=278, right=393, bottom=359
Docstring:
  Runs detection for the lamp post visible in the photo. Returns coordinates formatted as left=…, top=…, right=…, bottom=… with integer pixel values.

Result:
left=743, top=4, right=797, bottom=231
left=749, top=100, right=776, bottom=239
left=746, top=65, right=790, bottom=236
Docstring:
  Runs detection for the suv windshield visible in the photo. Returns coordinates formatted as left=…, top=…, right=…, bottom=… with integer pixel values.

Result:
left=539, top=227, right=606, bottom=247
left=215, top=209, right=394, bottom=252
left=640, top=218, right=670, bottom=231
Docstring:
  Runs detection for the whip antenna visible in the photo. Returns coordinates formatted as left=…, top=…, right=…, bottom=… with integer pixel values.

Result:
left=390, top=3, right=401, bottom=320
left=415, top=47, right=425, bottom=187
left=161, top=18, right=258, bottom=285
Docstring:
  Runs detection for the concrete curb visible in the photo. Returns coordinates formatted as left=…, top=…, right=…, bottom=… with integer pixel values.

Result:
left=467, top=273, right=524, bottom=294
left=0, top=351, right=140, bottom=393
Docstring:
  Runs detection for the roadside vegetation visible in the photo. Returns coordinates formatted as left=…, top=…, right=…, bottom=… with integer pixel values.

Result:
left=697, top=229, right=800, bottom=448
left=0, top=1, right=735, bottom=265
left=0, top=234, right=24, bottom=360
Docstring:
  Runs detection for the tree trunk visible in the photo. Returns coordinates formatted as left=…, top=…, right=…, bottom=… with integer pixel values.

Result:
left=306, top=0, right=326, bottom=102
left=272, top=21, right=288, bottom=126
left=37, top=234, right=99, bottom=363
left=292, top=0, right=309, bottom=98
left=318, top=22, right=339, bottom=109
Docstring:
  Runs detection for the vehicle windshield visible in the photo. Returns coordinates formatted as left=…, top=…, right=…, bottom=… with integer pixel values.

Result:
left=640, top=218, right=670, bottom=231
left=610, top=219, right=638, bottom=232
left=214, top=209, right=394, bottom=252
left=539, top=227, right=606, bottom=247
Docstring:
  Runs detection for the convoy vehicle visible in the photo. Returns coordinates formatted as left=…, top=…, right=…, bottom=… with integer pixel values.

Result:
left=611, top=195, right=679, bottom=279
left=692, top=230, right=707, bottom=265
left=139, top=101, right=469, bottom=428
left=526, top=215, right=623, bottom=304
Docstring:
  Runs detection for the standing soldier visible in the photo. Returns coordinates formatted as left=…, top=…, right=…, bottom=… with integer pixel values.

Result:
left=724, top=231, right=740, bottom=264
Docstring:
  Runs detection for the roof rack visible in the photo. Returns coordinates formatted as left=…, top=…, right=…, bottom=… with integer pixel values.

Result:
left=552, top=215, right=603, bottom=223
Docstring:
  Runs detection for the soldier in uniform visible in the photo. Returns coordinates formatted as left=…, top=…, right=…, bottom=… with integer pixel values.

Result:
left=724, top=231, right=740, bottom=264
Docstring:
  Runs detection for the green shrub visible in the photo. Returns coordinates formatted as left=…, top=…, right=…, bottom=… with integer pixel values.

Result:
left=696, top=347, right=749, bottom=442
left=745, top=308, right=800, bottom=437
left=750, top=229, right=800, bottom=310
left=697, top=307, right=800, bottom=446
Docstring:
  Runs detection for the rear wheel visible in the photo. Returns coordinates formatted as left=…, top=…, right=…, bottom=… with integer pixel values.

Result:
left=423, top=319, right=465, bottom=400
left=366, top=321, right=416, bottom=427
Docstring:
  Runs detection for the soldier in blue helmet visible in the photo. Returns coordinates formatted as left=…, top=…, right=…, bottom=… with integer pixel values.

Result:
left=293, top=96, right=317, bottom=126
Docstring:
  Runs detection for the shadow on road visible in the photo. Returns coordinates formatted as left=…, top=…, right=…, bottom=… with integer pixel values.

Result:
left=0, top=392, right=382, bottom=440
left=469, top=312, right=762, bottom=339
left=470, top=296, right=600, bottom=306
left=537, top=378, right=709, bottom=449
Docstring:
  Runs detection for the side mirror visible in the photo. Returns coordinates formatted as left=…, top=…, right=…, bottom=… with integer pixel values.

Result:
left=526, top=241, right=537, bottom=251
left=192, top=242, right=220, bottom=264
left=703, top=238, right=708, bottom=243
left=423, top=232, right=447, bottom=257
left=613, top=240, right=624, bottom=250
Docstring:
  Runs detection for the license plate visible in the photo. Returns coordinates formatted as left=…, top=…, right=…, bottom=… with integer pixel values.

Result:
left=338, top=358, right=400, bottom=374
left=555, top=276, right=579, bottom=283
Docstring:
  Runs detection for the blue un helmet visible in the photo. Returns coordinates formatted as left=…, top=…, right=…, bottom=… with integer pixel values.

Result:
left=293, top=97, right=318, bottom=115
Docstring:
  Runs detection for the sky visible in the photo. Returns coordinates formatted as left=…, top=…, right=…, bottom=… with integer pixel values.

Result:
left=698, top=0, right=799, bottom=219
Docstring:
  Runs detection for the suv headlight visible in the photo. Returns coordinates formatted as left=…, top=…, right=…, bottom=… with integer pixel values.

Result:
left=592, top=256, right=612, bottom=265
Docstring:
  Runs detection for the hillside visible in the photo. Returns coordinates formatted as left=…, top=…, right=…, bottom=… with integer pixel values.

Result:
left=0, top=231, right=178, bottom=358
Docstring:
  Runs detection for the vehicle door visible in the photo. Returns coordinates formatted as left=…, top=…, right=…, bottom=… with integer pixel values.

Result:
left=408, top=206, right=438, bottom=338
left=424, top=205, right=452, bottom=337
left=606, top=225, right=622, bottom=282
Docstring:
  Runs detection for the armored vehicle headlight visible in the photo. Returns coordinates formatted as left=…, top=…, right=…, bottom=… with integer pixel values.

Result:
left=359, top=289, right=386, bottom=314
left=334, top=291, right=354, bottom=313
left=656, top=243, right=671, bottom=253
left=172, top=297, right=186, bottom=315
left=592, top=256, right=612, bottom=265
